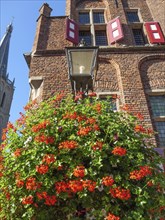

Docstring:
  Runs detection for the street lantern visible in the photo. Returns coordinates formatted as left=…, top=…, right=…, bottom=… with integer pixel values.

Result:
left=65, top=41, right=98, bottom=94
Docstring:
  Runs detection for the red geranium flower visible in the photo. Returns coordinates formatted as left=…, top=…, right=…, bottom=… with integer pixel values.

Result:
left=59, top=140, right=78, bottom=149
left=32, top=120, right=50, bottom=132
left=13, top=148, right=21, bottom=157
left=134, top=125, right=146, bottom=133
left=45, top=195, right=57, bottom=206
left=36, top=164, right=49, bottom=174
left=102, top=176, right=114, bottom=187
left=36, top=191, right=47, bottom=200
left=55, top=181, right=70, bottom=194
left=16, top=180, right=24, bottom=188
left=110, top=187, right=131, bottom=200
left=106, top=213, right=120, bottom=220
left=69, top=180, right=84, bottom=193
left=73, top=165, right=85, bottom=178
left=26, top=177, right=42, bottom=190
left=35, top=134, right=54, bottom=144
left=83, top=180, right=96, bottom=192
left=77, top=126, right=92, bottom=136
left=130, top=166, right=152, bottom=180
left=92, top=141, right=103, bottom=150
left=42, top=154, right=55, bottom=164
left=22, top=195, right=33, bottom=205
left=112, top=146, right=127, bottom=156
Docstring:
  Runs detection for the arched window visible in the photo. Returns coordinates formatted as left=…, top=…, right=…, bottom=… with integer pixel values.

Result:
left=149, top=94, right=165, bottom=147
left=0, top=92, right=6, bottom=107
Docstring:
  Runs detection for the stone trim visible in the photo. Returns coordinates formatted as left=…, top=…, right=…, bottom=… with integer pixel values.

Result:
left=30, top=46, right=165, bottom=57
left=146, top=89, right=165, bottom=95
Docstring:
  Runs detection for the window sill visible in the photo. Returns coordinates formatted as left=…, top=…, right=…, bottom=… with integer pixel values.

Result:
left=128, top=22, right=143, bottom=28
left=153, top=116, right=165, bottom=121
left=146, top=89, right=165, bottom=95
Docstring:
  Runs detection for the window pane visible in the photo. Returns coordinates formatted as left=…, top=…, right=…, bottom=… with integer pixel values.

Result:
left=79, top=12, right=90, bottom=24
left=155, top=122, right=165, bottom=147
left=79, top=31, right=92, bottom=46
left=132, top=29, right=145, bottom=45
left=149, top=96, right=165, bottom=117
left=95, top=30, right=108, bottom=46
left=100, top=96, right=117, bottom=111
left=127, top=12, right=140, bottom=22
left=93, top=12, right=105, bottom=23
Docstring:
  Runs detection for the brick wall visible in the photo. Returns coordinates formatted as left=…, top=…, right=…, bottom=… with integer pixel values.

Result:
left=29, top=54, right=72, bottom=100
left=146, top=0, right=165, bottom=34
left=140, top=56, right=165, bottom=90
left=32, top=4, right=72, bottom=52
left=26, top=1, right=165, bottom=149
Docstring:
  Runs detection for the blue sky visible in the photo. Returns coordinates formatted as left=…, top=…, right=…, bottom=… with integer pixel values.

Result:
left=0, top=0, right=66, bottom=123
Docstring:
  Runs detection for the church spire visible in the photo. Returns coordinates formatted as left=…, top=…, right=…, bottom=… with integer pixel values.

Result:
left=0, top=23, right=13, bottom=79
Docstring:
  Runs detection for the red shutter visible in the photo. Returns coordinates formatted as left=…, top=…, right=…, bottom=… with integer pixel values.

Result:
left=144, top=22, right=165, bottom=44
left=66, top=18, right=79, bottom=45
left=107, top=17, right=124, bottom=44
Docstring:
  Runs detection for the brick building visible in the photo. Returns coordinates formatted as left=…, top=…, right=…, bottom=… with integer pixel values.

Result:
left=24, top=0, right=165, bottom=153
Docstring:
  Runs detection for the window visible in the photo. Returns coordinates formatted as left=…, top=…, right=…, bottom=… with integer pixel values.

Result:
left=149, top=94, right=165, bottom=147
left=95, top=30, right=108, bottom=46
left=97, top=93, right=119, bottom=111
left=79, top=12, right=90, bottom=24
left=78, top=10, right=108, bottom=46
left=93, top=12, right=105, bottom=23
left=79, top=31, right=92, bottom=45
left=149, top=96, right=165, bottom=117
left=132, top=29, right=145, bottom=45
left=127, top=11, right=140, bottom=23
left=0, top=92, right=6, bottom=107
left=101, top=97, right=117, bottom=111
left=155, top=122, right=165, bottom=147
left=126, top=10, right=147, bottom=46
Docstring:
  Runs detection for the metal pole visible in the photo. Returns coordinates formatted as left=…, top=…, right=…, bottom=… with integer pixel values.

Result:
left=74, top=80, right=77, bottom=96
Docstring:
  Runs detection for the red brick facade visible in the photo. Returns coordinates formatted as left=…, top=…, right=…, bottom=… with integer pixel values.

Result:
left=24, top=0, right=165, bottom=152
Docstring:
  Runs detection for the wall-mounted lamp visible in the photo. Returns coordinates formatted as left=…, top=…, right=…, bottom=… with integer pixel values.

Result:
left=65, top=40, right=98, bottom=95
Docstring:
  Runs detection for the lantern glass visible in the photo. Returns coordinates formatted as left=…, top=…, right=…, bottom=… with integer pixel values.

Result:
left=66, top=47, right=98, bottom=79
left=70, top=50, right=94, bottom=76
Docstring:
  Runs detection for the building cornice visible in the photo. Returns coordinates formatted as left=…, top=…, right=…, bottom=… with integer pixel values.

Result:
left=24, top=45, right=165, bottom=61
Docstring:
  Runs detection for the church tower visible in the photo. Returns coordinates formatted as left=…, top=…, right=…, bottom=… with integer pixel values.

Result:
left=24, top=0, right=165, bottom=153
left=0, top=24, right=14, bottom=142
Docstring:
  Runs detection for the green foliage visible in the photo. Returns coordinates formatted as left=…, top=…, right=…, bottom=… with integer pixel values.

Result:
left=0, top=94, right=165, bottom=220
